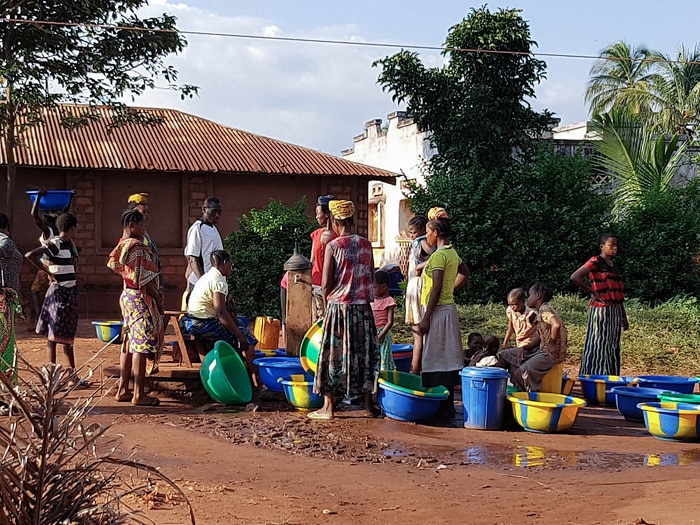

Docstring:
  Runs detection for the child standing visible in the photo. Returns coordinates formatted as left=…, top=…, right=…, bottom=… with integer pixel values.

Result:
left=25, top=213, right=80, bottom=380
left=419, top=214, right=470, bottom=417
left=371, top=270, right=397, bottom=371
left=404, top=215, right=434, bottom=374
left=499, top=283, right=567, bottom=391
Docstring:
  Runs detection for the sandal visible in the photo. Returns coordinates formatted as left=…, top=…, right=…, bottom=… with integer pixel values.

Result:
left=307, top=410, right=333, bottom=420
left=115, top=391, right=133, bottom=403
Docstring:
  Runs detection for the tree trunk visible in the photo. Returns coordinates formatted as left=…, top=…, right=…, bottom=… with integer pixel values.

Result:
left=5, top=118, right=16, bottom=228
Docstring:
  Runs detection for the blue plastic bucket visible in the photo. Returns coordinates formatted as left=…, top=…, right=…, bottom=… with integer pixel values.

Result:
left=460, top=367, right=509, bottom=430
left=636, top=375, right=699, bottom=394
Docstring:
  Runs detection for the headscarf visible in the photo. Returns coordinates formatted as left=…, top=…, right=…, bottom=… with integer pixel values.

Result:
left=329, top=200, right=355, bottom=220
left=128, top=192, right=149, bottom=205
left=428, top=206, right=449, bottom=220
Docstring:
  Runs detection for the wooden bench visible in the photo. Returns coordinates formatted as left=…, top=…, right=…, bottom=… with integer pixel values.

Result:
left=162, top=310, right=206, bottom=368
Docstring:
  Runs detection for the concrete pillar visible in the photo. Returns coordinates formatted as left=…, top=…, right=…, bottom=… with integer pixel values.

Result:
left=283, top=253, right=313, bottom=357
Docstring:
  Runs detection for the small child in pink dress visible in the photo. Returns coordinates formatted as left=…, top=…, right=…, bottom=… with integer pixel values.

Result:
left=371, top=270, right=397, bottom=370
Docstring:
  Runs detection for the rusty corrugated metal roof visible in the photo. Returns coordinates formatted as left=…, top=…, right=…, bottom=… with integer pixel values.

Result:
left=2, top=105, right=396, bottom=181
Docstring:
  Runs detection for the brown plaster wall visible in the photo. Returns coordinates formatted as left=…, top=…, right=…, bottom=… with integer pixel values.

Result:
left=3, top=168, right=371, bottom=316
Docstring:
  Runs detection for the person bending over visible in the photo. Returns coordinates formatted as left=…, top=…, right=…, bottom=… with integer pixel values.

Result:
left=180, top=250, right=259, bottom=388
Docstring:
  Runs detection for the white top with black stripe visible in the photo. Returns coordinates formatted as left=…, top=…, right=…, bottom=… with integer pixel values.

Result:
left=44, top=237, right=77, bottom=288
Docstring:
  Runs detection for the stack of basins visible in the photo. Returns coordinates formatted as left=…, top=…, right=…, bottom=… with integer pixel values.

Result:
left=633, top=375, right=700, bottom=441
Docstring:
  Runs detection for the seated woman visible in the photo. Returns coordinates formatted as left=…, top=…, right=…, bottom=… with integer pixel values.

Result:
left=180, top=250, right=259, bottom=388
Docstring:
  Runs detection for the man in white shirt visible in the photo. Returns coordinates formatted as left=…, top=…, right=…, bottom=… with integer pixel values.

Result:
left=184, top=197, right=224, bottom=291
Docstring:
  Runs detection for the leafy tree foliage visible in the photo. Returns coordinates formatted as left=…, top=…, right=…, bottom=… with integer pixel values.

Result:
left=374, top=7, right=603, bottom=303
left=591, top=109, right=688, bottom=217
left=374, top=6, right=556, bottom=172
left=224, top=198, right=316, bottom=319
left=584, top=41, right=657, bottom=119
left=0, top=1, right=197, bottom=217
left=410, top=145, right=608, bottom=304
left=586, top=41, right=700, bottom=137
left=612, top=182, right=700, bottom=303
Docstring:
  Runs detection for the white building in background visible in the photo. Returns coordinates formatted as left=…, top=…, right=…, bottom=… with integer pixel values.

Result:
left=344, top=117, right=700, bottom=272
left=342, top=112, right=436, bottom=270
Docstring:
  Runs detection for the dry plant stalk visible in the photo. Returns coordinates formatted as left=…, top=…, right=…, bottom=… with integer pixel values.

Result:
left=0, top=353, right=196, bottom=524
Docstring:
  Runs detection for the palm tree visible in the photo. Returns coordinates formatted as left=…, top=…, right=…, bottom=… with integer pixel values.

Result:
left=646, top=45, right=700, bottom=137
left=585, top=41, right=659, bottom=119
left=591, top=108, right=687, bottom=217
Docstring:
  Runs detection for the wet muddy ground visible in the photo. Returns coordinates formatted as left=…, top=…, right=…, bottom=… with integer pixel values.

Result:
left=11, top=320, right=700, bottom=524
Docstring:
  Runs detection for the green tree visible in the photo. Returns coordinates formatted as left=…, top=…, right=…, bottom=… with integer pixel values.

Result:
left=591, top=109, right=688, bottom=217
left=374, top=6, right=556, bottom=172
left=409, top=145, right=608, bottom=304
left=224, top=198, right=316, bottom=319
left=646, top=45, right=700, bottom=136
left=586, top=42, right=700, bottom=138
left=0, top=1, right=197, bottom=219
left=374, top=7, right=603, bottom=303
left=612, top=183, right=700, bottom=302
left=585, top=41, right=657, bottom=119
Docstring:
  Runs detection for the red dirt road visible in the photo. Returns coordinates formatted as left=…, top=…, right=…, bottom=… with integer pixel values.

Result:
left=12, top=319, right=700, bottom=525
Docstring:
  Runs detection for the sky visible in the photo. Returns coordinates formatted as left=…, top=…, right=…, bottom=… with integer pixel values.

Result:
left=133, top=0, right=699, bottom=155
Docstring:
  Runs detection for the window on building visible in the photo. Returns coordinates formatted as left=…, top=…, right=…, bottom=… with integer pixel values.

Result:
left=368, top=201, right=384, bottom=247
left=398, top=199, right=413, bottom=239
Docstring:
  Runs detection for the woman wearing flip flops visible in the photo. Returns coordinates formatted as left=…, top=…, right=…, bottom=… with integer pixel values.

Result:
left=308, top=200, right=380, bottom=420
left=107, top=210, right=164, bottom=406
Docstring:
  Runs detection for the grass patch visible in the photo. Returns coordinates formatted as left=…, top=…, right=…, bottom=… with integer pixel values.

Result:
left=393, top=294, right=700, bottom=376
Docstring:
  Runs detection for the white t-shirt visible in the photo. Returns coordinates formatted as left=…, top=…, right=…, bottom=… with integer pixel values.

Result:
left=184, top=220, right=223, bottom=287
left=187, top=267, right=227, bottom=319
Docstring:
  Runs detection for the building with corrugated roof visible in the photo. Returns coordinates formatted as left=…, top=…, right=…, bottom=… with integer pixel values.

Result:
left=0, top=105, right=396, bottom=313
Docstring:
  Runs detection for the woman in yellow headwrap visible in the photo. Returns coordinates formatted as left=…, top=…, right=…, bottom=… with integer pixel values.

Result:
left=308, top=200, right=380, bottom=420
left=126, top=192, right=163, bottom=374
left=107, top=209, right=164, bottom=406
left=419, top=214, right=470, bottom=418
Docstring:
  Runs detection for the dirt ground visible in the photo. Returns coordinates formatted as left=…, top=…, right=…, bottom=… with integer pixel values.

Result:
left=11, top=318, right=700, bottom=525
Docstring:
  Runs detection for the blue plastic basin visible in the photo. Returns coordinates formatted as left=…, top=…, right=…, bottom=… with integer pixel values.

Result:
left=611, top=386, right=669, bottom=422
left=636, top=375, right=699, bottom=395
left=26, top=190, right=75, bottom=211
left=377, top=370, right=448, bottom=422
left=253, top=356, right=305, bottom=392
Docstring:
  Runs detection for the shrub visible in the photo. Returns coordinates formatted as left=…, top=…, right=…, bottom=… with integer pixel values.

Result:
left=612, top=183, right=700, bottom=302
left=409, top=144, right=608, bottom=303
left=224, top=198, right=316, bottom=318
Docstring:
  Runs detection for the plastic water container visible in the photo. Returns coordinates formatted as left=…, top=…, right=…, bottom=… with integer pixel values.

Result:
left=254, top=316, right=281, bottom=351
left=539, top=362, right=564, bottom=394
left=460, top=367, right=509, bottom=430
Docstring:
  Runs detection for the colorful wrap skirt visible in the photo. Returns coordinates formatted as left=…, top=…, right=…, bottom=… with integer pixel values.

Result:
left=580, top=304, right=624, bottom=376
left=314, top=302, right=380, bottom=398
left=0, top=288, right=18, bottom=381
left=36, top=282, right=78, bottom=344
left=120, top=288, right=163, bottom=355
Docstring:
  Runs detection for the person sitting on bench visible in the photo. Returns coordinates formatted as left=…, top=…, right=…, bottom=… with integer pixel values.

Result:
left=180, top=250, right=260, bottom=387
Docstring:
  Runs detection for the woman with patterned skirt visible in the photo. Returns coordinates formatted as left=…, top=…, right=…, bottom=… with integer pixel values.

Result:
left=571, top=234, right=628, bottom=376
left=309, top=200, right=380, bottom=420
left=107, top=210, right=164, bottom=406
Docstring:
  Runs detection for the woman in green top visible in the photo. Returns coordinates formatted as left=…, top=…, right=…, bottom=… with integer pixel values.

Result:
left=418, top=215, right=470, bottom=417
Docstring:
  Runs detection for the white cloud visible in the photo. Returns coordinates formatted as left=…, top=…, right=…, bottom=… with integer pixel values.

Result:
left=130, top=2, right=400, bottom=154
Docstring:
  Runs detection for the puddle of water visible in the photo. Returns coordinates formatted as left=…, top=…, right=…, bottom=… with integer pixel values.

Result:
left=383, top=448, right=407, bottom=458
left=463, top=444, right=700, bottom=470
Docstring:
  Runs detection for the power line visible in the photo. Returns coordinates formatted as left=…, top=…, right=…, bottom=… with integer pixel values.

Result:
left=1, top=17, right=700, bottom=66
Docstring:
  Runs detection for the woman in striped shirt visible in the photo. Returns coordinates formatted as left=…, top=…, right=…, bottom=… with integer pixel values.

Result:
left=571, top=234, right=628, bottom=375
left=25, top=213, right=80, bottom=376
